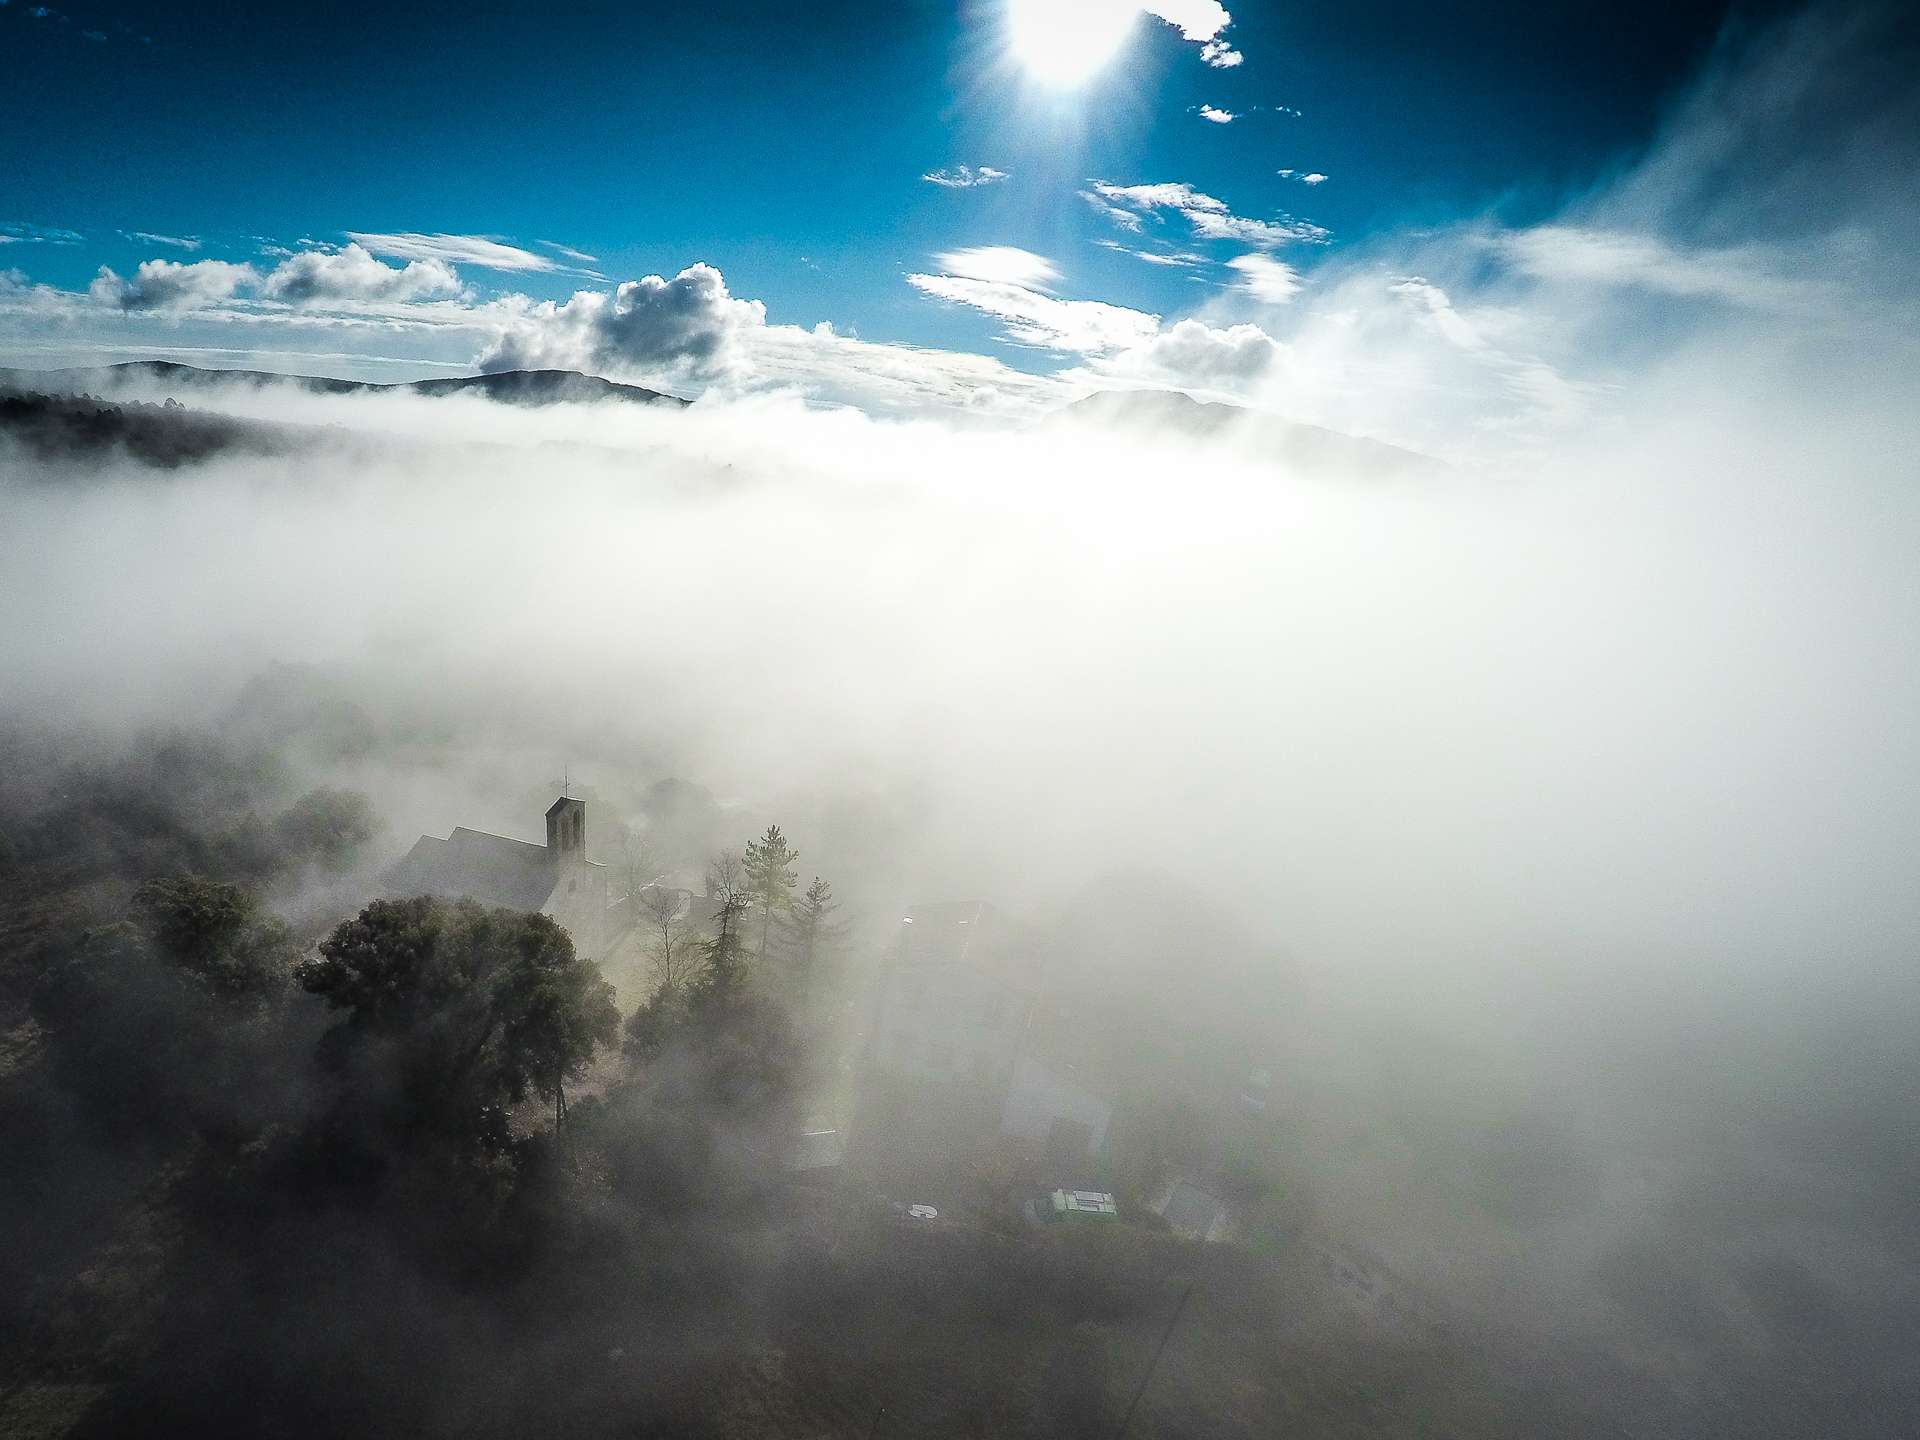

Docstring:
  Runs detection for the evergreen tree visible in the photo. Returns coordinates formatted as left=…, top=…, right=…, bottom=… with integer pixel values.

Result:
left=697, top=889, right=752, bottom=1005
left=784, top=874, right=845, bottom=989
left=742, top=824, right=799, bottom=968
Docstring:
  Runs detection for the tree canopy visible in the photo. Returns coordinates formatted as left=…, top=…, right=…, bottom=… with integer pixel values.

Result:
left=299, top=897, right=617, bottom=1141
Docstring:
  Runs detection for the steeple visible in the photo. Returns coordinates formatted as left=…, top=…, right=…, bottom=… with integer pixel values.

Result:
left=545, top=794, right=586, bottom=860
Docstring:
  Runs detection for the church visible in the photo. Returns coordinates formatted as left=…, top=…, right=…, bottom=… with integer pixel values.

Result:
left=384, top=794, right=614, bottom=961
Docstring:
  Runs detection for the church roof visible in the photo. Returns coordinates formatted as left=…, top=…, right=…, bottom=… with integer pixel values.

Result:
left=385, top=825, right=558, bottom=912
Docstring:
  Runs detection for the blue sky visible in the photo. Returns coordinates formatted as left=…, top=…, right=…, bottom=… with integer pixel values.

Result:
left=7, top=0, right=1875, bottom=434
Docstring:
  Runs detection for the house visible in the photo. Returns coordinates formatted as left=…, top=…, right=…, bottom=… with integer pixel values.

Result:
left=1000, top=1055, right=1112, bottom=1159
left=1155, top=1177, right=1230, bottom=1242
left=385, top=794, right=615, bottom=961
left=860, top=901, right=1117, bottom=1168
left=867, top=901, right=1035, bottom=1093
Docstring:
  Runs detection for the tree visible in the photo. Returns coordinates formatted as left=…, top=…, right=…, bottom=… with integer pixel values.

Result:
left=706, top=848, right=747, bottom=916
left=783, top=875, right=845, bottom=989
left=132, top=873, right=298, bottom=1001
left=271, top=787, right=376, bottom=874
left=611, top=820, right=659, bottom=903
left=497, top=929, right=621, bottom=1131
left=742, top=824, right=799, bottom=968
left=638, top=884, right=697, bottom=994
left=698, top=889, right=751, bottom=1004
left=622, top=981, right=685, bottom=1065
left=299, top=897, right=617, bottom=1141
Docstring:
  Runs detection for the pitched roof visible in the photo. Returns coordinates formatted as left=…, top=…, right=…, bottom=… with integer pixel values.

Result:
left=896, top=900, right=1039, bottom=992
left=385, top=826, right=557, bottom=912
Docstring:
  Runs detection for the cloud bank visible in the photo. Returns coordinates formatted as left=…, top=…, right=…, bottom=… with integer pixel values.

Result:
left=260, top=243, right=465, bottom=305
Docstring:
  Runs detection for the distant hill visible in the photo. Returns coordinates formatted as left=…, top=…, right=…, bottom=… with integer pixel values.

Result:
left=0, top=389, right=314, bottom=468
left=0, top=361, right=688, bottom=408
left=1054, top=389, right=1437, bottom=475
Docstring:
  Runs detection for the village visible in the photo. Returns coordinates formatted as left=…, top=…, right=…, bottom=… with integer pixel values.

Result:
left=388, top=789, right=1300, bottom=1254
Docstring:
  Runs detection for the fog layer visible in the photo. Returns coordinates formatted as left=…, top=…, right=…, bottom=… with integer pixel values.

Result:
left=3, top=5, right=1918, bottom=1431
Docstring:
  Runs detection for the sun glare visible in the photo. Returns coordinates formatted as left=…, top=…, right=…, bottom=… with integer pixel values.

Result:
left=1004, top=0, right=1138, bottom=89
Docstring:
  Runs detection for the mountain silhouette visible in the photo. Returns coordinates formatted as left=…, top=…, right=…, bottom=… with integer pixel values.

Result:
left=1055, top=388, right=1437, bottom=475
left=1, top=361, right=687, bottom=408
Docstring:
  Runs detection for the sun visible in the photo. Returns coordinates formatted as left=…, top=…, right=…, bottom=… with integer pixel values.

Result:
left=1004, top=0, right=1138, bottom=90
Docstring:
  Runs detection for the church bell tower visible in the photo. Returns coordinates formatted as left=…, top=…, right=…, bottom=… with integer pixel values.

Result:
left=545, top=795, right=586, bottom=861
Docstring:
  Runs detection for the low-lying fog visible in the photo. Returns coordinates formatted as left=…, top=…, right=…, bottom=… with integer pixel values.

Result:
left=6, top=297, right=1919, bottom=1348
left=4, top=7, right=1918, bottom=1426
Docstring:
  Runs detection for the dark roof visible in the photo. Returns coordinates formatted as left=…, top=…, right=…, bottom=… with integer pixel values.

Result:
left=1162, top=1181, right=1226, bottom=1239
left=897, top=901, right=1039, bottom=991
left=900, top=901, right=995, bottom=964
left=385, top=826, right=556, bottom=912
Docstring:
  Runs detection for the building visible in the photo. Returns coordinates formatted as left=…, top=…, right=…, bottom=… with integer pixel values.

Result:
left=860, top=901, right=1116, bottom=1168
left=1155, top=1178, right=1230, bottom=1242
left=385, top=794, right=615, bottom=961
left=867, top=901, right=1035, bottom=1092
left=1000, top=1055, right=1112, bottom=1160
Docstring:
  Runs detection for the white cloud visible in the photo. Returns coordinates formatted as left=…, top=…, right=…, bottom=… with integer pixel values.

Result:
left=0, top=223, right=83, bottom=246
left=1095, top=317, right=1283, bottom=389
left=347, top=232, right=557, bottom=274
left=1091, top=180, right=1219, bottom=212
left=128, top=231, right=201, bottom=251
left=906, top=272, right=1160, bottom=355
left=1302, top=173, right=1328, bottom=185
left=931, top=246, right=1060, bottom=289
left=745, top=323, right=1060, bottom=416
left=261, top=243, right=464, bottom=305
left=1198, top=105, right=1234, bottom=124
left=1142, top=2, right=1231, bottom=42
left=1227, top=253, right=1303, bottom=303
left=88, top=258, right=257, bottom=312
left=1186, top=208, right=1326, bottom=247
left=1199, top=39, right=1242, bottom=67
left=1388, top=276, right=1489, bottom=353
left=922, top=165, right=1010, bottom=189
left=1093, top=238, right=1205, bottom=267
left=1496, top=225, right=1815, bottom=310
left=479, top=263, right=767, bottom=378
left=535, top=240, right=599, bottom=264
left=1089, top=180, right=1328, bottom=248
left=1079, top=191, right=1145, bottom=232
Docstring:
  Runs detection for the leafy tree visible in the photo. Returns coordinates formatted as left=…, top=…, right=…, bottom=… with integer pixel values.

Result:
left=299, top=897, right=617, bottom=1142
left=742, top=824, right=799, bottom=967
left=271, top=787, right=376, bottom=873
left=497, top=928, right=622, bottom=1130
left=622, top=982, right=683, bottom=1065
left=131, top=872, right=298, bottom=1000
left=30, top=922, right=198, bottom=1136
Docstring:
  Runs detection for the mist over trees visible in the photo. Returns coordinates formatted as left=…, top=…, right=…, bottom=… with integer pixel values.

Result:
left=4, top=8, right=1920, bottom=1418
left=2, top=681, right=1912, bottom=1438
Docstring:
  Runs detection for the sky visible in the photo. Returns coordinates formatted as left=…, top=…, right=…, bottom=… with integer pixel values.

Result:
left=0, top=0, right=1904, bottom=445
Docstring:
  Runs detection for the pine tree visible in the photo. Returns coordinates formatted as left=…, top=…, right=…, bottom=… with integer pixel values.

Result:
left=742, top=824, right=800, bottom=968
left=784, top=875, right=845, bottom=988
